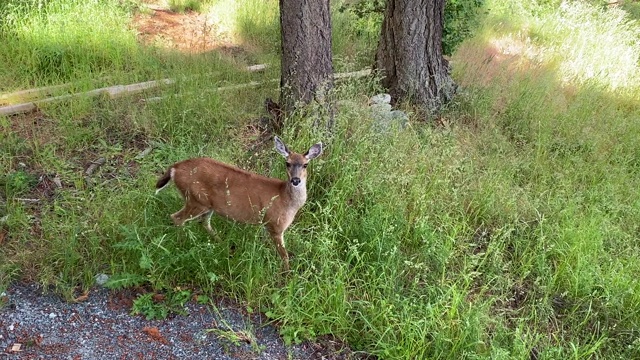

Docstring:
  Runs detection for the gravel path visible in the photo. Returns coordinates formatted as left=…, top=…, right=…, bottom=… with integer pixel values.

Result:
left=0, top=283, right=360, bottom=359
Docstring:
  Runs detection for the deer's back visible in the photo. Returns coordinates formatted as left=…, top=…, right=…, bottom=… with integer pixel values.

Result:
left=171, top=158, right=287, bottom=224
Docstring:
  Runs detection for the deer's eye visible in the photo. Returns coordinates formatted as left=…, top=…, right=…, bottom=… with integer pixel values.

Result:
left=303, top=164, right=308, bottom=169
left=286, top=163, right=292, bottom=168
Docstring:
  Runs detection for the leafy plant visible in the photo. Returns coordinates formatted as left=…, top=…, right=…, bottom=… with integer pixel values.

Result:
left=196, top=294, right=210, bottom=304
left=131, top=289, right=192, bottom=320
left=104, top=273, right=147, bottom=289
left=131, top=293, right=169, bottom=320
left=1, top=171, right=38, bottom=197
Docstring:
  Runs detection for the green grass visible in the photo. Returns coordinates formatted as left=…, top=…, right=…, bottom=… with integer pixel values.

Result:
left=0, top=0, right=155, bottom=89
left=2, top=0, right=640, bottom=358
left=168, top=0, right=207, bottom=13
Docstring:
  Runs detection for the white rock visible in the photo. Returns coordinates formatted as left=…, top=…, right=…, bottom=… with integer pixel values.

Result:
left=370, top=93, right=392, bottom=105
left=95, top=273, right=109, bottom=286
left=370, top=103, right=392, bottom=113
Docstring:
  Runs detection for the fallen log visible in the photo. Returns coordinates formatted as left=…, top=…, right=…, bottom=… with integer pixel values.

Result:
left=0, top=83, right=73, bottom=103
left=0, top=68, right=370, bottom=117
left=0, top=79, right=175, bottom=117
left=141, top=69, right=372, bottom=103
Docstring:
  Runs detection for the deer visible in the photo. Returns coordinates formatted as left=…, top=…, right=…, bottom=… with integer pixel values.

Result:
left=155, top=136, right=323, bottom=272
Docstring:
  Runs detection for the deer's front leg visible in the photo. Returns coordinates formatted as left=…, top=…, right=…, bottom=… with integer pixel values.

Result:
left=268, top=229, right=290, bottom=272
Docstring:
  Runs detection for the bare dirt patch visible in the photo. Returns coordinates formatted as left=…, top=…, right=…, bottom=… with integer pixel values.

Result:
left=132, top=3, right=231, bottom=54
left=9, top=111, right=58, bottom=148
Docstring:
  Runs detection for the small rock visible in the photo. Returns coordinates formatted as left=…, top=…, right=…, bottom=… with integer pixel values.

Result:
left=370, top=93, right=391, bottom=105
left=49, top=312, right=57, bottom=319
left=370, top=103, right=392, bottom=113
left=95, top=273, right=109, bottom=286
left=389, top=110, right=409, bottom=124
left=246, top=64, right=268, bottom=72
left=52, top=176, right=63, bottom=188
left=8, top=324, right=14, bottom=331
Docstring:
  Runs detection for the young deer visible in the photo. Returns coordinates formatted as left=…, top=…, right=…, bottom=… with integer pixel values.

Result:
left=155, top=136, right=323, bottom=272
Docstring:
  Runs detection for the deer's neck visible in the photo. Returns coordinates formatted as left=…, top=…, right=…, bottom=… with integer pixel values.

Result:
left=284, top=181, right=307, bottom=210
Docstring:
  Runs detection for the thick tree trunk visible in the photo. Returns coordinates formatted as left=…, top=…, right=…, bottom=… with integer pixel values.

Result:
left=375, top=0, right=456, bottom=113
left=279, top=0, right=334, bottom=130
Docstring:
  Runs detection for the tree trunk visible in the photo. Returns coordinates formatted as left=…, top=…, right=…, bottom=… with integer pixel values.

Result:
left=375, top=0, right=456, bottom=113
left=279, top=0, right=334, bottom=130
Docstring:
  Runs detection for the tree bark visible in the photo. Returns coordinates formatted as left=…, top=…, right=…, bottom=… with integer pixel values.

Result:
left=279, top=0, right=334, bottom=130
left=375, top=0, right=456, bottom=113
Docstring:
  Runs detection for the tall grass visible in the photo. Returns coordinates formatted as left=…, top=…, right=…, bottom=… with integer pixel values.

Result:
left=447, top=0, right=640, bottom=357
left=1, top=0, right=640, bottom=358
left=213, top=0, right=280, bottom=54
left=0, top=0, right=155, bottom=89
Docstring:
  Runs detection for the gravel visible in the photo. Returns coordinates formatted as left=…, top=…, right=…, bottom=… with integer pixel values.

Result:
left=0, top=283, right=365, bottom=359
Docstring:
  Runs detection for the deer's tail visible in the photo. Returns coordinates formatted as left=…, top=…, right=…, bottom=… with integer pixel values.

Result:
left=155, top=168, right=173, bottom=194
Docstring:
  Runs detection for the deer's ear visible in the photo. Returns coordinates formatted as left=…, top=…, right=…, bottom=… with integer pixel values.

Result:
left=274, top=136, right=290, bottom=157
left=305, top=142, right=323, bottom=160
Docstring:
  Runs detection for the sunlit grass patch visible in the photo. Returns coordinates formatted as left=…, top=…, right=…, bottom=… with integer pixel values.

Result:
left=533, top=1, right=640, bottom=91
left=0, top=0, right=155, bottom=88
left=168, top=0, right=207, bottom=13
left=210, top=0, right=280, bottom=54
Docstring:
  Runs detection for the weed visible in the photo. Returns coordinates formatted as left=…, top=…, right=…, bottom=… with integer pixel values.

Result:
left=131, top=288, right=192, bottom=320
left=1, top=171, right=38, bottom=198
left=168, top=0, right=205, bottom=13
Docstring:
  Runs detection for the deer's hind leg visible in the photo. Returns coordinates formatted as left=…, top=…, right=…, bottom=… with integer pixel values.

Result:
left=200, top=210, right=217, bottom=236
left=171, top=200, right=210, bottom=226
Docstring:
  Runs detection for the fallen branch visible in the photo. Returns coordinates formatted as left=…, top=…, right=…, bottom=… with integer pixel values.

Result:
left=0, top=68, right=370, bottom=116
left=0, top=80, right=175, bottom=117
left=0, top=83, right=73, bottom=103
left=0, top=65, right=268, bottom=107
left=334, top=69, right=372, bottom=80
left=142, top=69, right=372, bottom=103
left=0, top=76, right=115, bottom=105
left=135, top=147, right=154, bottom=159
left=141, top=80, right=275, bottom=103
left=14, top=198, right=40, bottom=203
left=85, top=158, right=106, bottom=176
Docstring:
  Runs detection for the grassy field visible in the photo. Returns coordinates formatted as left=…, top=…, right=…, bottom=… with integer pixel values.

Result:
left=1, top=0, right=640, bottom=358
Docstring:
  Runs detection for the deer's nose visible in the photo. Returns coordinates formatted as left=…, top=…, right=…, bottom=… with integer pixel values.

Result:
left=291, top=177, right=301, bottom=186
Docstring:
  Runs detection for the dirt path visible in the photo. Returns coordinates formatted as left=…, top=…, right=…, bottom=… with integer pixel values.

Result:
left=132, top=2, right=232, bottom=54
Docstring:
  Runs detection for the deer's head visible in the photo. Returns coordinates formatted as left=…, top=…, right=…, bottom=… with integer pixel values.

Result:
left=275, top=136, right=323, bottom=187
